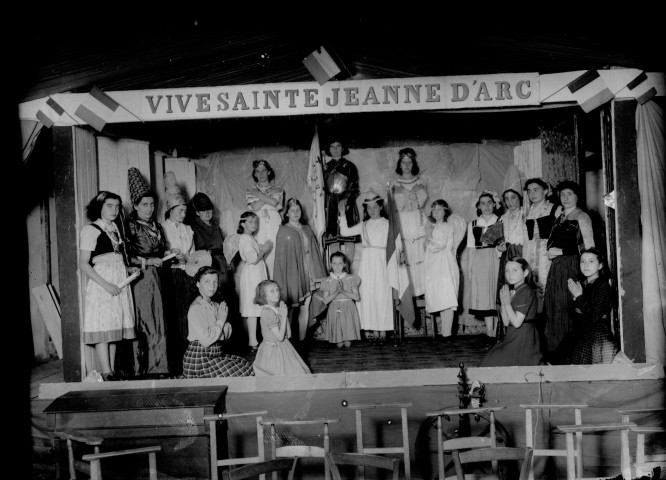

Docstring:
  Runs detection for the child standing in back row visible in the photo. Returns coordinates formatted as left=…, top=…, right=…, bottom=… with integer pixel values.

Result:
left=252, top=280, right=311, bottom=376
left=322, top=251, right=361, bottom=348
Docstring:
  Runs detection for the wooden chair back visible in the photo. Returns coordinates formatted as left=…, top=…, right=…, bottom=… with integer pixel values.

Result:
left=452, top=447, right=533, bottom=480
left=228, top=458, right=298, bottom=480
left=81, top=445, right=161, bottom=480
left=203, top=410, right=268, bottom=480
left=326, top=452, right=400, bottom=480
left=347, top=402, right=412, bottom=480
left=519, top=403, right=588, bottom=480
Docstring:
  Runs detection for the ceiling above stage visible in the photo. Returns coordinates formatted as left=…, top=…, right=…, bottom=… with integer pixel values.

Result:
left=14, top=11, right=663, bottom=159
left=15, top=12, right=663, bottom=104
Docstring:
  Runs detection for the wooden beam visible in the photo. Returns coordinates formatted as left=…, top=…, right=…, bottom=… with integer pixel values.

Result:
left=612, top=99, right=645, bottom=362
left=53, top=127, right=82, bottom=382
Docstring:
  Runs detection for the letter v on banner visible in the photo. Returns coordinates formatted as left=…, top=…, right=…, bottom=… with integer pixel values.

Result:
left=567, top=70, right=614, bottom=113
left=74, top=86, right=120, bottom=132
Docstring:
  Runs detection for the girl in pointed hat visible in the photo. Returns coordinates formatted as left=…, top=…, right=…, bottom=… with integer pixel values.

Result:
left=162, top=171, right=196, bottom=375
left=118, top=168, right=172, bottom=377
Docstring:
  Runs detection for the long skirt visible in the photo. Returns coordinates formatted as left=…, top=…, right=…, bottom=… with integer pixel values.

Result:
left=468, top=248, right=499, bottom=316
left=544, top=254, right=579, bottom=351
left=182, top=341, right=254, bottom=378
left=83, top=254, right=135, bottom=344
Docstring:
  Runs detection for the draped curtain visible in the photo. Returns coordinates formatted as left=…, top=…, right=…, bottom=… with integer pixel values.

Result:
left=636, top=101, right=666, bottom=365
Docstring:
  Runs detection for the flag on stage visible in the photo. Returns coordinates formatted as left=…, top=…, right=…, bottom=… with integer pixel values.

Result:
left=567, top=70, right=614, bottom=113
left=35, top=96, right=66, bottom=129
left=307, top=125, right=326, bottom=248
left=74, top=86, right=119, bottom=132
left=626, top=72, right=657, bottom=105
left=386, top=185, right=416, bottom=327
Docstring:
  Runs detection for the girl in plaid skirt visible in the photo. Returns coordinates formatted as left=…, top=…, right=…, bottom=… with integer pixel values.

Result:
left=182, top=267, right=254, bottom=378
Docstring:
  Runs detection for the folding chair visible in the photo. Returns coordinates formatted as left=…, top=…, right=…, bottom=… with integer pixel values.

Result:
left=260, top=418, right=339, bottom=480
left=228, top=458, right=298, bottom=480
left=451, top=446, right=533, bottom=480
left=519, top=403, right=588, bottom=480
left=203, top=410, right=268, bottom=480
left=326, top=452, right=400, bottom=480
left=618, top=407, right=666, bottom=477
left=347, top=402, right=412, bottom=480
left=556, top=422, right=635, bottom=480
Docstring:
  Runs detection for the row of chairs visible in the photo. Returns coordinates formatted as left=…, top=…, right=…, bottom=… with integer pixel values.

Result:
left=53, top=402, right=663, bottom=479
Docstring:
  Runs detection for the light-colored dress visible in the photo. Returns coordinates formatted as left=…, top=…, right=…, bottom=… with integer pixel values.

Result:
left=323, top=273, right=362, bottom=344
left=390, top=176, right=428, bottom=296
left=80, top=220, right=136, bottom=344
left=247, top=184, right=284, bottom=278
left=253, top=305, right=311, bottom=376
left=238, top=233, right=268, bottom=317
left=424, top=221, right=460, bottom=313
left=467, top=215, right=500, bottom=316
left=340, top=216, right=393, bottom=332
left=523, top=201, right=561, bottom=312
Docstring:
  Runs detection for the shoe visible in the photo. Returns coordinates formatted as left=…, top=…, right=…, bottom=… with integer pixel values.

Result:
left=249, top=345, right=259, bottom=353
left=101, top=372, right=118, bottom=382
left=437, top=334, right=453, bottom=343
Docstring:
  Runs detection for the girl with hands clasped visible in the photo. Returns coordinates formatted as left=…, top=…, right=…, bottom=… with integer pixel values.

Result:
left=550, top=248, right=618, bottom=364
left=480, top=257, right=543, bottom=366
left=252, top=280, right=311, bottom=376
left=322, top=251, right=361, bottom=348
left=182, top=267, right=255, bottom=378
left=237, top=211, right=271, bottom=351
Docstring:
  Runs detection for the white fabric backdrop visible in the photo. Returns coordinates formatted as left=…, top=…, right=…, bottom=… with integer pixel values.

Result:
left=636, top=101, right=666, bottom=364
left=193, top=141, right=518, bottom=332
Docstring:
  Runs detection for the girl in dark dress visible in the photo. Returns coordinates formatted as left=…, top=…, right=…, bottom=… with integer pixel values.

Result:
left=122, top=172, right=172, bottom=377
left=480, top=257, right=542, bottom=367
left=550, top=248, right=618, bottom=364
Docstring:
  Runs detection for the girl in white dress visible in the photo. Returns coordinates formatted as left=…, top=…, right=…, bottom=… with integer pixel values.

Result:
left=424, top=200, right=463, bottom=341
left=237, top=211, right=271, bottom=350
left=246, top=159, right=283, bottom=278
left=389, top=148, right=428, bottom=297
left=339, top=192, right=393, bottom=345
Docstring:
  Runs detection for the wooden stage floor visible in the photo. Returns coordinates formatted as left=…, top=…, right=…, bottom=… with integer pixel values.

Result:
left=31, top=333, right=492, bottom=391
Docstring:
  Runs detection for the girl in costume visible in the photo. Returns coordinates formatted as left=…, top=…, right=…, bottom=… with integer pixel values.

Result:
left=466, top=190, right=501, bottom=344
left=544, top=181, right=595, bottom=352
left=237, top=211, right=271, bottom=351
left=122, top=168, right=171, bottom=377
left=550, top=248, right=618, bottom=364
left=79, top=191, right=137, bottom=381
left=480, top=257, right=542, bottom=366
left=339, top=191, right=394, bottom=345
left=246, top=159, right=283, bottom=278
left=182, top=266, right=254, bottom=378
left=522, top=178, right=561, bottom=313
left=424, top=199, right=465, bottom=341
left=322, top=251, right=361, bottom=348
left=252, top=280, right=311, bottom=375
left=389, top=148, right=428, bottom=296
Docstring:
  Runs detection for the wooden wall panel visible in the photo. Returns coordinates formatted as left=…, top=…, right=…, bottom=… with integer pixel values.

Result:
left=612, top=100, right=645, bottom=362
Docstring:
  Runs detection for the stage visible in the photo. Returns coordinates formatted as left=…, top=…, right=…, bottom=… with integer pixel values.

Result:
left=31, top=338, right=665, bottom=480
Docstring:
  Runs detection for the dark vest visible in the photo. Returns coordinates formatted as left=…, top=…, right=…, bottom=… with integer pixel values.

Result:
left=471, top=220, right=494, bottom=249
left=89, top=224, right=129, bottom=267
left=525, top=204, right=557, bottom=240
